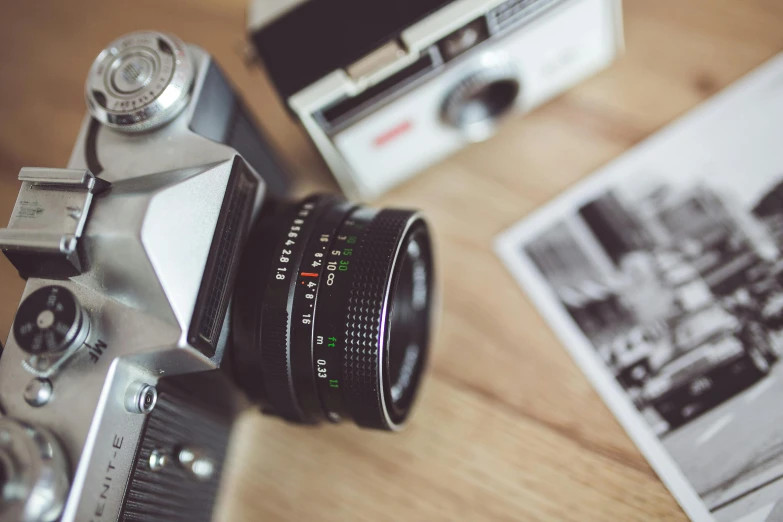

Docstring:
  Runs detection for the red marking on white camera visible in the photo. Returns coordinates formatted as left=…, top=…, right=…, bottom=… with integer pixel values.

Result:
left=373, top=120, right=413, bottom=147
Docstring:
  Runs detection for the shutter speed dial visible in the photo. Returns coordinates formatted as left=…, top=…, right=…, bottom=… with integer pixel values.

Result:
left=13, top=286, right=90, bottom=356
left=85, top=31, right=195, bottom=133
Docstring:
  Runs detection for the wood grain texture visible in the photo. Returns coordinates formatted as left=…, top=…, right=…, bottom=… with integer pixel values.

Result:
left=0, top=1, right=781, bottom=520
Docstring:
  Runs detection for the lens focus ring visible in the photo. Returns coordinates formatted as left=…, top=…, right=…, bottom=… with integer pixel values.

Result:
left=344, top=210, right=420, bottom=430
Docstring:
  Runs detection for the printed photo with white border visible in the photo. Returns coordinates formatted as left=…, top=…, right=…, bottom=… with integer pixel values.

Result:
left=496, top=53, right=783, bottom=522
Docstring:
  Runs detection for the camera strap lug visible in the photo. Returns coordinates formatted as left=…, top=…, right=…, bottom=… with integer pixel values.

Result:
left=0, top=168, right=110, bottom=279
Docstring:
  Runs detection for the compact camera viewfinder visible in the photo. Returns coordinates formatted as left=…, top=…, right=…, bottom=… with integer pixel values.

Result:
left=438, top=17, right=491, bottom=61
left=249, top=0, right=624, bottom=199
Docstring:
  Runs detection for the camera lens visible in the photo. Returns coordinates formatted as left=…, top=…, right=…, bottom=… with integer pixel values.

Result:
left=442, top=65, right=521, bottom=141
left=232, top=196, right=434, bottom=431
left=458, top=79, right=520, bottom=125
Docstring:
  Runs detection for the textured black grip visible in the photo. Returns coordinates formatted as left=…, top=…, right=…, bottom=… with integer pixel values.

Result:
left=120, top=375, right=236, bottom=522
left=344, top=210, right=414, bottom=429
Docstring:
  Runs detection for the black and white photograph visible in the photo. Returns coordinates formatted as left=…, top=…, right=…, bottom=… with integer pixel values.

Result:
left=497, top=53, right=783, bottom=522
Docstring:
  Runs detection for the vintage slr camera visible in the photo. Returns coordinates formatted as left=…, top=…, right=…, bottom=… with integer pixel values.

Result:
left=248, top=0, right=624, bottom=199
left=0, top=31, right=434, bottom=522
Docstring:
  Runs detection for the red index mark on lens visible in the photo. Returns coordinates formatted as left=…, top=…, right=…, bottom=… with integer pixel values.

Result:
left=301, top=273, right=319, bottom=278
left=373, top=120, right=412, bottom=147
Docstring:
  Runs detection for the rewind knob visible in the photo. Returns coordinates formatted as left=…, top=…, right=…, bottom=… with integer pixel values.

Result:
left=85, top=31, right=195, bottom=133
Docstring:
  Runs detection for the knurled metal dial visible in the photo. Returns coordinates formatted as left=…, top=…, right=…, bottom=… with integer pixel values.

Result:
left=343, top=210, right=421, bottom=431
left=13, top=286, right=90, bottom=356
left=85, top=31, right=195, bottom=133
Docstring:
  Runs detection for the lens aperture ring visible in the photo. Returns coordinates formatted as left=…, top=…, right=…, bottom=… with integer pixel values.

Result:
left=259, top=197, right=327, bottom=423
left=344, top=209, right=421, bottom=430
left=291, top=200, right=357, bottom=422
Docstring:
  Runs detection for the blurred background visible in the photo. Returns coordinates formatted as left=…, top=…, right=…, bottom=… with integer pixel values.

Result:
left=1, top=1, right=782, bottom=520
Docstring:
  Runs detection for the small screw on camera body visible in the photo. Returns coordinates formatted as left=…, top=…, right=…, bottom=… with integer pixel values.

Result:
left=149, top=449, right=167, bottom=472
left=124, top=382, right=157, bottom=415
left=23, top=378, right=52, bottom=407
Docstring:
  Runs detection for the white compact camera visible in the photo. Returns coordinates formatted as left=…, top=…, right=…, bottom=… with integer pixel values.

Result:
left=248, top=0, right=624, bottom=199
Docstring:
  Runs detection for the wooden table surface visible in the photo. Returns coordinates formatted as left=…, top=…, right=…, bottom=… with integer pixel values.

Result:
left=1, top=1, right=782, bottom=520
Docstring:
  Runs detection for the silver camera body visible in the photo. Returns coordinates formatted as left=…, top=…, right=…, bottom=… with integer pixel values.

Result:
left=0, top=31, right=289, bottom=522
left=249, top=0, right=624, bottom=199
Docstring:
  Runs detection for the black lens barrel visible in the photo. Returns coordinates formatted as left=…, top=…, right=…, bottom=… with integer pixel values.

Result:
left=290, top=198, right=356, bottom=423
left=342, top=209, right=431, bottom=430
left=256, top=197, right=329, bottom=423
left=232, top=195, right=433, bottom=431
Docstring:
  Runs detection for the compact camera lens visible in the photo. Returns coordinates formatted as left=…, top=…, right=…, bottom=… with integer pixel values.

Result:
left=232, top=196, right=434, bottom=431
left=459, top=79, right=520, bottom=124
left=442, top=65, right=521, bottom=140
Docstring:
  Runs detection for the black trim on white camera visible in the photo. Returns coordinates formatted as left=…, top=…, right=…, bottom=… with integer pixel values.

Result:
left=487, top=0, right=568, bottom=36
left=253, top=0, right=569, bottom=109
left=266, top=0, right=572, bottom=138
left=251, top=0, right=452, bottom=101
left=315, top=49, right=443, bottom=132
